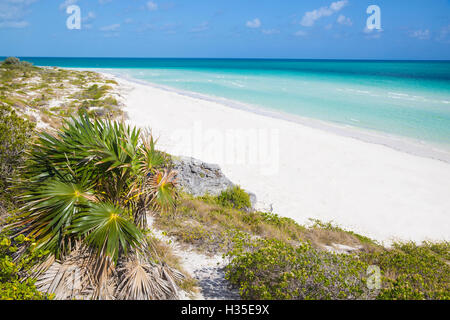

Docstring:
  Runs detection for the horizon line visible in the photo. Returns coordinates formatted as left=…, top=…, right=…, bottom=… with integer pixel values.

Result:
left=2, top=56, right=450, bottom=62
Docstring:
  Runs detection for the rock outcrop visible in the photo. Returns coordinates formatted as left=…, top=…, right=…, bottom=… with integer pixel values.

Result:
left=172, top=156, right=257, bottom=209
left=172, top=156, right=234, bottom=197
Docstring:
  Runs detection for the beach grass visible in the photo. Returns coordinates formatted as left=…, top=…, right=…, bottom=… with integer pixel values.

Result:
left=152, top=191, right=449, bottom=300
left=0, top=58, right=124, bottom=129
left=154, top=192, right=381, bottom=254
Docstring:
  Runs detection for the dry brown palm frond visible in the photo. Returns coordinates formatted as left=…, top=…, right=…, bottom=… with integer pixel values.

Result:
left=29, top=254, right=56, bottom=278
left=160, top=263, right=185, bottom=284
left=116, top=256, right=158, bottom=300
left=157, top=262, right=186, bottom=297
left=115, top=251, right=184, bottom=300
left=33, top=242, right=120, bottom=300
left=35, top=261, right=85, bottom=300
left=89, top=246, right=116, bottom=300
left=33, top=244, right=96, bottom=300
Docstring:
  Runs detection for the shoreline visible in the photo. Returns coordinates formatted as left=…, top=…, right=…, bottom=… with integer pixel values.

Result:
left=71, top=68, right=449, bottom=244
left=69, top=67, right=450, bottom=164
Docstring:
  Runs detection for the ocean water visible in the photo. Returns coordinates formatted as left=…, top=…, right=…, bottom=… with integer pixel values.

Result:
left=16, top=58, right=450, bottom=155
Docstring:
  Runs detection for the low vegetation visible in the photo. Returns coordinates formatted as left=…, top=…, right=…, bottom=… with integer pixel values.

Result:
left=225, top=237, right=374, bottom=300
left=216, top=186, right=252, bottom=210
left=225, top=235, right=449, bottom=300
left=153, top=191, right=449, bottom=300
left=0, top=232, right=51, bottom=300
left=155, top=192, right=381, bottom=254
left=0, top=57, right=123, bottom=129
left=0, top=105, right=35, bottom=218
left=360, top=241, right=450, bottom=300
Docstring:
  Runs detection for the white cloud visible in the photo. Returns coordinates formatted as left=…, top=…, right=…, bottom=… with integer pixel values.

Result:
left=337, top=14, right=352, bottom=26
left=246, top=18, right=261, bottom=29
left=330, top=1, right=347, bottom=11
left=301, top=0, right=348, bottom=27
left=437, top=25, right=450, bottom=43
left=409, top=29, right=430, bottom=40
left=147, top=1, right=158, bottom=11
left=0, top=20, right=29, bottom=28
left=100, top=23, right=120, bottom=31
left=190, top=21, right=209, bottom=33
left=294, top=30, right=307, bottom=37
left=262, top=29, right=280, bottom=35
left=0, top=0, right=37, bottom=28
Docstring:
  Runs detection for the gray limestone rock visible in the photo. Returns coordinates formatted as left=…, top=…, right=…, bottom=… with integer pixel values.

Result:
left=172, top=156, right=257, bottom=210
left=172, top=156, right=234, bottom=197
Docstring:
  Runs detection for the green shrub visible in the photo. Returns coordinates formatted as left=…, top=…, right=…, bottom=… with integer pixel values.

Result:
left=361, top=241, right=450, bottom=300
left=0, top=279, right=48, bottom=300
left=225, top=237, right=373, bottom=300
left=2, top=57, right=33, bottom=69
left=3, top=57, right=20, bottom=65
left=77, top=84, right=112, bottom=100
left=0, top=233, right=51, bottom=300
left=225, top=237, right=450, bottom=300
left=217, top=186, right=251, bottom=210
left=0, top=105, right=35, bottom=216
left=101, top=96, right=118, bottom=106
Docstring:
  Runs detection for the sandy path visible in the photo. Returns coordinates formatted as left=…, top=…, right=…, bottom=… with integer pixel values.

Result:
left=175, top=249, right=240, bottom=300
left=109, top=74, right=450, bottom=245
left=147, top=216, right=239, bottom=300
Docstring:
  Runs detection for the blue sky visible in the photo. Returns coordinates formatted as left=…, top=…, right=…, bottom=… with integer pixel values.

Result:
left=0, top=0, right=449, bottom=59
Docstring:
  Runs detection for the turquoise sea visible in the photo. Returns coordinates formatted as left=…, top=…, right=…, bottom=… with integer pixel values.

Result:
left=15, top=58, right=450, bottom=155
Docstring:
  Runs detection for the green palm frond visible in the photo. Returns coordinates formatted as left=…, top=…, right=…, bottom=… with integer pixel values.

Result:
left=149, top=169, right=178, bottom=213
left=129, top=168, right=178, bottom=228
left=12, top=179, right=94, bottom=258
left=92, top=116, right=141, bottom=175
left=138, top=132, right=167, bottom=175
left=24, top=115, right=99, bottom=184
left=71, top=202, right=143, bottom=263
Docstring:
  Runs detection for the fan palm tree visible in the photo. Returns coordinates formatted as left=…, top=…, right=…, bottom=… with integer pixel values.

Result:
left=7, top=113, right=180, bottom=300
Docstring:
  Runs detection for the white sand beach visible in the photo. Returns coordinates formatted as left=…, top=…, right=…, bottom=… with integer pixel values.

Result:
left=104, top=73, right=450, bottom=245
